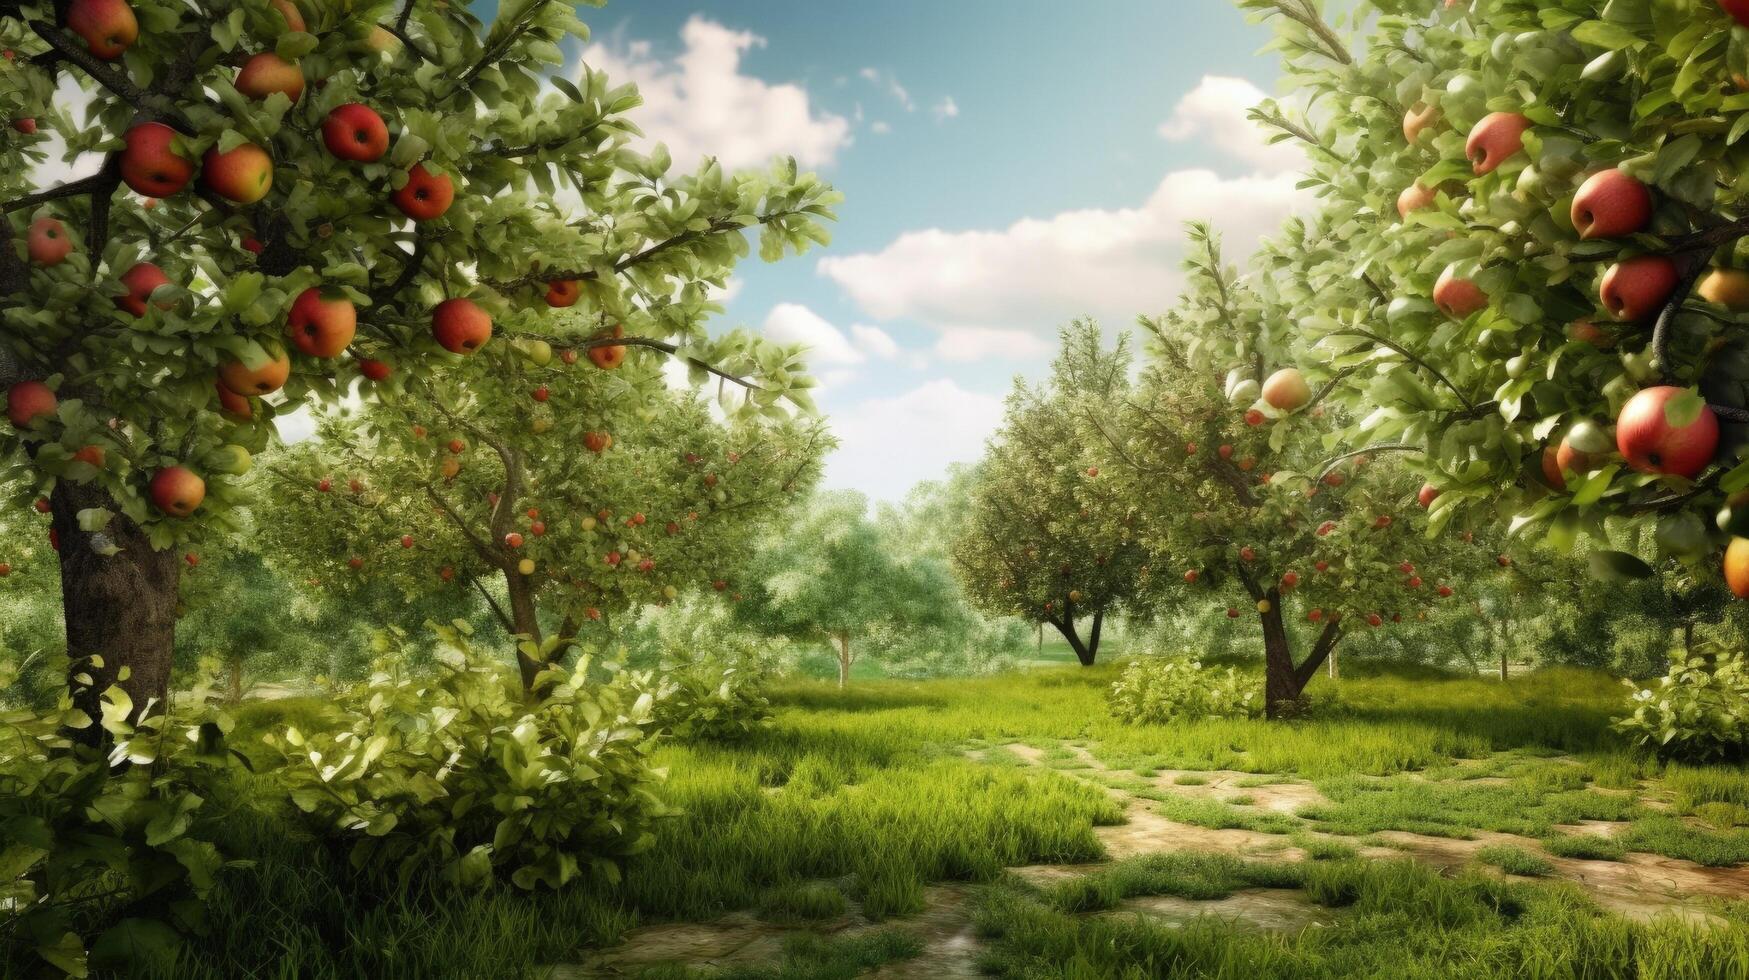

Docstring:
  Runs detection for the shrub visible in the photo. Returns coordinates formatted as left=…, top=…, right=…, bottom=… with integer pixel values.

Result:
left=1614, top=653, right=1749, bottom=762
left=267, top=622, right=670, bottom=892
left=1107, top=657, right=1259, bottom=725
left=638, top=655, right=772, bottom=743
left=1, top=672, right=240, bottom=977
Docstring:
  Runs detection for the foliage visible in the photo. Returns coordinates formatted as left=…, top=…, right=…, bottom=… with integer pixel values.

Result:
left=265, top=621, right=669, bottom=892
left=0, top=675, right=240, bottom=977
left=638, top=655, right=772, bottom=743
left=1616, top=651, right=1749, bottom=762
left=1106, top=656, right=1261, bottom=724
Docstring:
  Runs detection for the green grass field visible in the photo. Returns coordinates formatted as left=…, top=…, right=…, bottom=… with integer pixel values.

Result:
left=89, top=659, right=1749, bottom=978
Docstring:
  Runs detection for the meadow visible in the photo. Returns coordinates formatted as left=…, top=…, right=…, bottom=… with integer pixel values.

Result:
left=79, top=658, right=1749, bottom=979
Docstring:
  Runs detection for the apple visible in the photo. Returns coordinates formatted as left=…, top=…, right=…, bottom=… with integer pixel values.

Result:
left=185, top=553, right=199, bottom=568
left=1417, top=483, right=1440, bottom=508
left=1316, top=521, right=1337, bottom=536
left=1218, top=444, right=1233, bottom=459
left=1240, top=546, right=1256, bottom=562
left=1185, top=441, right=1197, bottom=454
left=1399, top=561, right=1415, bottom=574
left=0, top=564, right=10, bottom=577
left=34, top=498, right=50, bottom=514
left=366, top=25, right=401, bottom=53
left=322, top=103, right=389, bottom=162
left=1727, top=537, right=1749, bottom=598
left=1322, top=472, right=1345, bottom=488
left=116, top=262, right=172, bottom=316
left=1397, top=182, right=1437, bottom=220
left=393, top=163, right=454, bottom=221
left=12, top=117, right=36, bottom=135
left=1183, top=569, right=1199, bottom=584
left=1261, top=368, right=1311, bottom=411
left=349, top=557, right=364, bottom=569
left=1367, top=613, right=1384, bottom=628
left=605, top=551, right=622, bottom=566
left=66, top=0, right=138, bottom=60
left=1437, top=585, right=1454, bottom=598
left=530, top=521, right=546, bottom=536
left=1280, top=571, right=1300, bottom=589
left=1434, top=265, right=1488, bottom=319
left=359, top=358, right=392, bottom=381
left=1571, top=169, right=1652, bottom=240
left=1315, top=560, right=1330, bottom=572
left=26, top=218, right=72, bottom=265
left=1227, top=608, right=1241, bottom=619
left=203, top=142, right=273, bottom=204
left=401, top=535, right=414, bottom=549
left=1408, top=576, right=1422, bottom=589
left=243, top=236, right=264, bottom=254
left=588, top=324, right=627, bottom=369
left=546, top=280, right=581, bottom=308
left=1699, top=268, right=1749, bottom=312
left=120, top=122, right=194, bottom=197
left=1567, top=320, right=1614, bottom=348
left=287, top=287, right=357, bottom=358
left=72, top=445, right=106, bottom=468
left=149, top=466, right=206, bottom=517
left=432, top=298, right=492, bottom=354
left=1465, top=111, right=1531, bottom=175
left=504, top=532, right=524, bottom=549
left=7, top=381, right=57, bottom=429
left=518, top=558, right=536, bottom=576
left=1540, top=446, right=1568, bottom=490
left=1402, top=102, right=1440, bottom=143
left=1373, top=515, right=1393, bottom=528
left=317, top=477, right=332, bottom=492
left=533, top=386, right=550, bottom=403
left=1616, top=385, right=1718, bottom=478
left=584, top=431, right=612, bottom=453
left=440, top=457, right=460, bottom=480
left=270, top=0, right=305, bottom=31
left=215, top=380, right=253, bottom=420
left=1600, top=255, right=1679, bottom=322
left=560, top=349, right=579, bottom=366
left=236, top=52, right=304, bottom=102
left=1555, top=437, right=1596, bottom=482
left=218, top=347, right=291, bottom=396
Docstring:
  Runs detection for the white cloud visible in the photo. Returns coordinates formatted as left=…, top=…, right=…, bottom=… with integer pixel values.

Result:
left=849, top=324, right=899, bottom=360
left=582, top=17, right=851, bottom=170
left=870, top=121, right=892, bottom=135
left=860, top=66, right=914, bottom=111
left=931, top=96, right=959, bottom=122
left=763, top=303, right=864, bottom=365
left=934, top=326, right=1052, bottom=363
left=818, top=168, right=1307, bottom=341
left=1157, top=75, right=1305, bottom=176
left=826, top=380, right=1003, bottom=502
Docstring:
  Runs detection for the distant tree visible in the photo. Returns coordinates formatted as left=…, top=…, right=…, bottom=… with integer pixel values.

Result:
left=954, top=334, right=1153, bottom=666
left=735, top=490, right=960, bottom=687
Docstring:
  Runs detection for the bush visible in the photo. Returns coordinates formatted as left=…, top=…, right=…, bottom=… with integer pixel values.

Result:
left=1614, top=653, right=1749, bottom=762
left=1, top=672, right=240, bottom=977
left=1107, top=656, right=1259, bottom=725
left=266, top=622, right=670, bottom=892
left=638, top=655, right=772, bottom=743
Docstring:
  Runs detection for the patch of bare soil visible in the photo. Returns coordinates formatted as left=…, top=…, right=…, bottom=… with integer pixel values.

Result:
left=1111, top=888, right=1336, bottom=933
left=1149, top=769, right=1330, bottom=815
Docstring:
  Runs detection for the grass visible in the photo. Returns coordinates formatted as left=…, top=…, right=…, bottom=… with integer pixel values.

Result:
left=24, top=657, right=1749, bottom=978
left=1475, top=844, right=1555, bottom=877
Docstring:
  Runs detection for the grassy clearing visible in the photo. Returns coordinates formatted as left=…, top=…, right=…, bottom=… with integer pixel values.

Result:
left=1475, top=844, right=1555, bottom=877
left=977, top=855, right=1749, bottom=978
left=56, top=659, right=1749, bottom=978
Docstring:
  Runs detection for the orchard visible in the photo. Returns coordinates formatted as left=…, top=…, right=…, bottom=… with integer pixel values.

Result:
left=8, top=0, right=1749, bottom=976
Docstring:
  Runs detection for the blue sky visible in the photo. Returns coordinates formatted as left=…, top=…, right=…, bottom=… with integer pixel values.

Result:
left=515, top=1, right=1312, bottom=500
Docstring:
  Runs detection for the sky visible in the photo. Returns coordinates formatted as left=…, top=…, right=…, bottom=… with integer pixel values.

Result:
left=539, top=1, right=1315, bottom=502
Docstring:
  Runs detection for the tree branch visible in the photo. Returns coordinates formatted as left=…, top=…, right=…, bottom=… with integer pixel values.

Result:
left=1, top=168, right=115, bottom=215
left=1328, top=328, right=1476, bottom=413
left=1312, top=444, right=1423, bottom=483
left=28, top=20, right=194, bottom=134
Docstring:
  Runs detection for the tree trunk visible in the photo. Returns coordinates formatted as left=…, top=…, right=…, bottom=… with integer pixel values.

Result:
left=504, top=568, right=545, bottom=693
left=835, top=631, right=852, bottom=689
left=1327, top=647, right=1339, bottom=681
left=1036, top=621, right=1042, bottom=657
left=53, top=481, right=180, bottom=741
left=227, top=655, right=243, bottom=705
left=1255, top=586, right=1343, bottom=720
left=1049, top=617, right=1096, bottom=666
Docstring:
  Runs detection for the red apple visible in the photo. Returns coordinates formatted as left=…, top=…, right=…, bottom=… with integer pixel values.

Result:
left=1261, top=368, right=1311, bottom=411
left=322, top=103, right=389, bottom=162
left=1600, top=255, right=1679, bottom=323
left=1397, top=182, right=1437, bottom=220
left=7, top=381, right=57, bottom=429
left=1184, top=569, right=1199, bottom=583
left=34, top=498, right=50, bottom=514
left=1367, top=613, right=1384, bottom=628
left=120, top=122, right=194, bottom=198
left=1437, top=585, right=1454, bottom=597
left=1417, top=483, right=1440, bottom=508
left=545, top=279, right=581, bottom=308
left=11, top=117, right=36, bottom=135
left=393, top=163, right=454, bottom=221
left=218, top=347, right=291, bottom=396
left=1571, top=169, right=1652, bottom=240
left=116, top=262, right=172, bottom=317
left=236, top=52, right=304, bottom=102
left=1374, top=515, right=1393, bottom=528
left=432, top=298, right=491, bottom=354
left=1218, top=444, right=1233, bottom=459
left=533, top=386, right=550, bottom=403
left=317, top=477, right=332, bottom=492
left=270, top=0, right=305, bottom=31
left=72, top=445, right=106, bottom=468
left=1244, top=408, right=1265, bottom=427
left=505, top=532, right=524, bottom=549
left=243, top=236, right=264, bottom=254
left=215, top=380, right=253, bottom=420
left=1434, top=265, right=1488, bottom=319
left=203, top=142, right=274, bottom=204
left=359, top=358, right=392, bottom=381
left=1465, top=111, right=1531, bottom=175
left=1240, top=546, right=1256, bottom=562
left=1281, top=571, right=1300, bottom=589
left=447, top=438, right=465, bottom=454
left=1721, top=0, right=1749, bottom=29
left=286, top=287, right=357, bottom=358
left=588, top=324, right=628, bottom=369
left=1616, top=385, right=1719, bottom=478
left=585, top=431, right=612, bottom=453
left=401, top=535, right=414, bottom=549
left=66, top=0, right=138, bottom=60
left=27, top=218, right=72, bottom=265
left=1227, top=607, right=1241, bottom=619
left=149, top=466, right=206, bottom=517
left=1316, top=521, right=1337, bottom=536
left=1567, top=320, right=1614, bottom=348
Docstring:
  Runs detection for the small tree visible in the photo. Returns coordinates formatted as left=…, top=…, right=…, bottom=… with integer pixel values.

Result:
left=954, top=331, right=1153, bottom=666
left=735, top=490, right=960, bottom=687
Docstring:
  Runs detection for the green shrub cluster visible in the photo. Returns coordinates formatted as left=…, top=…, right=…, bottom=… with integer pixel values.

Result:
left=1614, top=653, right=1749, bottom=762
left=1106, top=656, right=1260, bottom=725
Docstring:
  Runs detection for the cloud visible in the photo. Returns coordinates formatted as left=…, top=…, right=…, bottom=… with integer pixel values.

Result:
left=763, top=303, right=864, bottom=365
left=825, top=380, right=1004, bottom=502
left=848, top=324, right=900, bottom=360
left=934, top=326, right=1052, bottom=363
left=582, top=17, right=851, bottom=170
left=1157, top=75, right=1305, bottom=176
left=860, top=66, right=914, bottom=111
left=870, top=121, right=892, bottom=135
left=931, top=96, right=959, bottom=122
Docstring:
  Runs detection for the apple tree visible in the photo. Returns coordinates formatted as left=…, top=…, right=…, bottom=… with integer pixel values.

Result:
left=0, top=0, right=837, bottom=720
left=1233, top=0, right=1749, bottom=603
left=256, top=378, right=829, bottom=692
left=1064, top=227, right=1496, bottom=717
left=953, top=331, right=1154, bottom=666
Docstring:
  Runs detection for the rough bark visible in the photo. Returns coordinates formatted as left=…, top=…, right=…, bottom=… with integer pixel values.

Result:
left=1249, top=577, right=1344, bottom=719
left=227, top=656, right=243, bottom=705
left=504, top=568, right=544, bottom=693
left=52, top=480, right=180, bottom=741
left=1049, top=617, right=1096, bottom=666
left=834, top=631, right=852, bottom=689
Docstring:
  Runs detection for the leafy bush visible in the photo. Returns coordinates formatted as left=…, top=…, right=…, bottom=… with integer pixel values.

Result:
left=1614, top=653, right=1749, bottom=762
left=1107, top=657, right=1259, bottom=725
left=638, top=655, right=772, bottom=742
left=267, top=623, right=670, bottom=892
left=1, top=671, right=240, bottom=977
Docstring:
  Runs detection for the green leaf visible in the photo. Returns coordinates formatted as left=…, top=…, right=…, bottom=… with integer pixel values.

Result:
left=1571, top=20, right=1644, bottom=51
left=1589, top=549, right=1655, bottom=582
left=89, top=919, right=180, bottom=974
